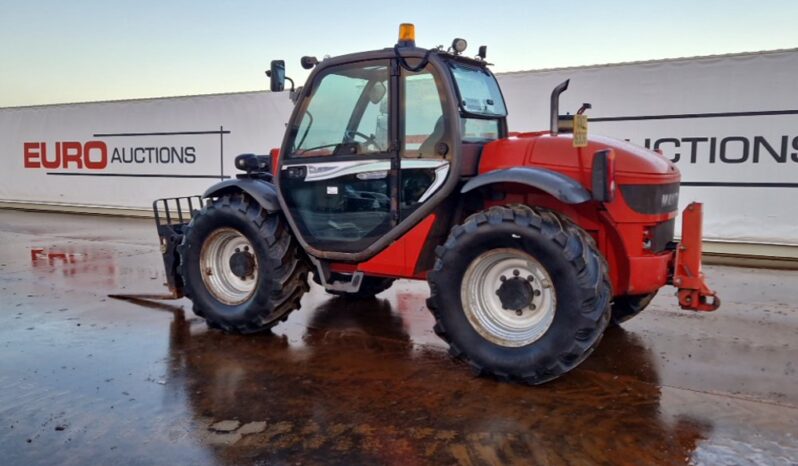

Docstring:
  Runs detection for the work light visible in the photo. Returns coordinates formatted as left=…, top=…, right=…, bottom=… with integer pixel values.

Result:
left=451, top=38, right=468, bottom=54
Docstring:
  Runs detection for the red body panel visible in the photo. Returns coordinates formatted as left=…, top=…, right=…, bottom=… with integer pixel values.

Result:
left=330, top=214, right=437, bottom=280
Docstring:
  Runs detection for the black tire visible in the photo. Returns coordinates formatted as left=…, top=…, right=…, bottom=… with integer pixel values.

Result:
left=178, top=193, right=309, bottom=333
left=611, top=291, right=657, bottom=324
left=427, top=205, right=611, bottom=385
left=322, top=274, right=395, bottom=299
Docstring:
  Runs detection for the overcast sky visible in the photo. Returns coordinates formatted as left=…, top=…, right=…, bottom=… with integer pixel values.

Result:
left=2, top=0, right=797, bottom=107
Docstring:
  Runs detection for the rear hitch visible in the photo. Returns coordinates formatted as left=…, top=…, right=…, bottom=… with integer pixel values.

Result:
left=672, top=202, right=720, bottom=311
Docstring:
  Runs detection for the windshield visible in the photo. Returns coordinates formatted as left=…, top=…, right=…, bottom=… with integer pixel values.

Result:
left=449, top=63, right=507, bottom=117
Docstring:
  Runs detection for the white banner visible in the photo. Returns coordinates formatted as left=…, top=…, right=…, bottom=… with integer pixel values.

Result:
left=1, top=49, right=796, bottom=245
left=0, top=92, right=293, bottom=210
left=499, top=49, right=798, bottom=245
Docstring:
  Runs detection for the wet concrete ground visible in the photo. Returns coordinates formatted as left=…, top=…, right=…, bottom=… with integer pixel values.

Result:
left=0, top=209, right=797, bottom=466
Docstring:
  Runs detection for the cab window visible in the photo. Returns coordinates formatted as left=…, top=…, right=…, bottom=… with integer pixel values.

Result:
left=400, top=67, right=451, bottom=219
left=289, top=62, right=389, bottom=157
left=462, top=118, right=500, bottom=142
left=449, top=63, right=507, bottom=117
left=402, top=70, right=446, bottom=158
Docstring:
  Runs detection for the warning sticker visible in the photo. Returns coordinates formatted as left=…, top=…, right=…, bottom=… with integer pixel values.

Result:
left=572, top=114, right=588, bottom=148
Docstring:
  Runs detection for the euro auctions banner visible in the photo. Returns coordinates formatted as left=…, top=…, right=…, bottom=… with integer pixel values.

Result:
left=1, top=49, right=797, bottom=245
left=0, top=91, right=293, bottom=210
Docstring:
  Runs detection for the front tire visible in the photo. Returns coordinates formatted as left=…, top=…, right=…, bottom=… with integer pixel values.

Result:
left=179, top=193, right=309, bottom=333
left=427, top=205, right=611, bottom=384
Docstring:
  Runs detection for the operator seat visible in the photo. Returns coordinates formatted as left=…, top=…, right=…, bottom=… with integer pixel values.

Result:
left=417, top=116, right=445, bottom=158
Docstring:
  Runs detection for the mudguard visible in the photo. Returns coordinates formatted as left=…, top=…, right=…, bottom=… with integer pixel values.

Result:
left=202, top=178, right=281, bottom=212
left=461, top=167, right=591, bottom=204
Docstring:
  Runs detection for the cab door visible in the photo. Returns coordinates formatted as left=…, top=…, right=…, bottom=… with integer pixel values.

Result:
left=398, top=66, right=453, bottom=220
left=278, top=60, right=397, bottom=254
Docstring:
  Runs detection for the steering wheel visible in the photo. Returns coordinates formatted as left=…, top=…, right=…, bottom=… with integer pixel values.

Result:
left=349, top=131, right=382, bottom=152
left=294, top=142, right=339, bottom=155
left=299, top=132, right=382, bottom=155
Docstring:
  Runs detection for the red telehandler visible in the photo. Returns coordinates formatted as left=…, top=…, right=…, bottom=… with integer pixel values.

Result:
left=153, top=24, right=718, bottom=384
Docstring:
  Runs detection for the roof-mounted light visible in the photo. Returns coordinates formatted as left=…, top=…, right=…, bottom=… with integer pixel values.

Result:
left=451, top=38, right=467, bottom=55
left=398, top=23, right=415, bottom=47
left=300, top=56, right=318, bottom=70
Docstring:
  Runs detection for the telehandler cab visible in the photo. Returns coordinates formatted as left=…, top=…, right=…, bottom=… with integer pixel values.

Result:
left=153, top=24, right=719, bottom=384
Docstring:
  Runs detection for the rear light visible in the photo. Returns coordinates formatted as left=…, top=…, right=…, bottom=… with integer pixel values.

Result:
left=591, top=149, right=616, bottom=202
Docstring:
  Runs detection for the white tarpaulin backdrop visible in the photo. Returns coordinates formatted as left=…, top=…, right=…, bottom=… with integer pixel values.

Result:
left=0, top=91, right=293, bottom=210
left=1, top=49, right=796, bottom=245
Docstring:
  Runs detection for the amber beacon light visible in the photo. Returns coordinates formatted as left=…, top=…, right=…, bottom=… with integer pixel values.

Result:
left=398, top=23, right=415, bottom=46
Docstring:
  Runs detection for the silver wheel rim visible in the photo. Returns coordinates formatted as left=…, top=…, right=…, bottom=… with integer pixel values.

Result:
left=199, top=228, right=258, bottom=305
left=461, top=248, right=556, bottom=347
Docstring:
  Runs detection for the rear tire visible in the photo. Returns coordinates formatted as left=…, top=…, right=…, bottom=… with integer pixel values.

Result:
left=178, top=193, right=309, bottom=333
left=427, top=205, right=611, bottom=385
left=611, top=292, right=657, bottom=324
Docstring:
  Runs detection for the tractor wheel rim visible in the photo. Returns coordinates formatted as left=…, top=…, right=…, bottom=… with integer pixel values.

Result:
left=199, top=227, right=258, bottom=305
left=461, top=248, right=556, bottom=347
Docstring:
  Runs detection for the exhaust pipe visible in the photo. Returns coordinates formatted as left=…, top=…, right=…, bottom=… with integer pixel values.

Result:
left=550, top=79, right=570, bottom=136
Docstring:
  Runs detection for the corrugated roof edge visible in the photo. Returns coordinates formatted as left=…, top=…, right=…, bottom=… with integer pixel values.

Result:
left=3, top=47, right=797, bottom=110
left=496, top=47, right=798, bottom=76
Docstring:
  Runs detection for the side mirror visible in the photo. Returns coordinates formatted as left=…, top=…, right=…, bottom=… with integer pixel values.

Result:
left=269, top=60, right=286, bottom=92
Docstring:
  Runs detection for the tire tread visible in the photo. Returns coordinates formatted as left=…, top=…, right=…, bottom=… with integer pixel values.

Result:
left=427, top=205, right=611, bottom=385
left=178, top=193, right=309, bottom=334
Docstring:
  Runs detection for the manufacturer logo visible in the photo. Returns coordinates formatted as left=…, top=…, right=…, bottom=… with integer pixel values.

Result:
left=661, top=192, right=679, bottom=209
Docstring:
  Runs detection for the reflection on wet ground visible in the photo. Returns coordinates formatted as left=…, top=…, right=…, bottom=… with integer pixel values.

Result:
left=1, top=210, right=797, bottom=465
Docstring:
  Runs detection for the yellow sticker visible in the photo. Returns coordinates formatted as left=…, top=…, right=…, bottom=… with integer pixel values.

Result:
left=572, top=114, right=588, bottom=148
